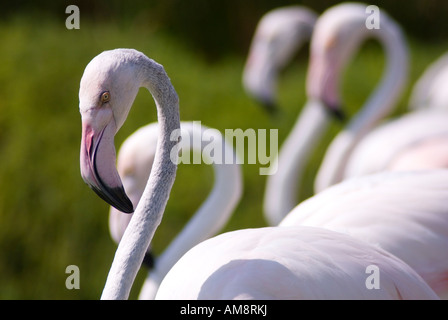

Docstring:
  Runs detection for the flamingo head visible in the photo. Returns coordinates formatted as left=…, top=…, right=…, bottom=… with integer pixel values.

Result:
left=306, top=3, right=380, bottom=121
left=243, top=6, right=316, bottom=114
left=79, top=49, right=146, bottom=213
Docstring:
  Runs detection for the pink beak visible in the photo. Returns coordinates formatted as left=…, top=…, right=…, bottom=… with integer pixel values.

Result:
left=80, top=122, right=134, bottom=213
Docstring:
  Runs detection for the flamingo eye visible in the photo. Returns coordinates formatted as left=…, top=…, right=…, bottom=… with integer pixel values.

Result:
left=100, top=91, right=111, bottom=103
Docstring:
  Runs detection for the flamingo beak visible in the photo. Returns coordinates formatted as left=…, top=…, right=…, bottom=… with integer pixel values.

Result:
left=326, top=107, right=346, bottom=122
left=306, top=54, right=347, bottom=123
left=243, top=51, right=279, bottom=116
left=80, top=121, right=134, bottom=213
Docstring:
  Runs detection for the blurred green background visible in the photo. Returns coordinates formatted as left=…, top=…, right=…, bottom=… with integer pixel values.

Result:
left=0, top=0, right=446, bottom=299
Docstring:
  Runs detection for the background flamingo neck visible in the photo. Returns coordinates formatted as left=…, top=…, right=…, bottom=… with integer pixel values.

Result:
left=350, top=21, right=408, bottom=135
left=139, top=122, right=242, bottom=299
left=264, top=100, right=330, bottom=225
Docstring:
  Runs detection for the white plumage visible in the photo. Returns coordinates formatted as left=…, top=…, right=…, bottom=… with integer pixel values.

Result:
left=157, top=224, right=437, bottom=299
left=280, top=170, right=448, bottom=298
left=344, top=110, right=448, bottom=178
left=409, top=52, right=448, bottom=111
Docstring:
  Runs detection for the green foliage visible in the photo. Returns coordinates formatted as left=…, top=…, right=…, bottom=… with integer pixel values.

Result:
left=0, top=10, right=446, bottom=299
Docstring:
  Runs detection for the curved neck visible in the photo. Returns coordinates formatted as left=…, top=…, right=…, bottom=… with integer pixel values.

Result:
left=264, top=100, right=330, bottom=225
left=101, top=58, right=180, bottom=300
left=314, top=21, right=408, bottom=192
left=138, top=122, right=242, bottom=299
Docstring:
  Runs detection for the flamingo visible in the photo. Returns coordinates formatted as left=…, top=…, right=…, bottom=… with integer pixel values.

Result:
left=79, top=48, right=181, bottom=299
left=79, top=49, right=438, bottom=300
left=249, top=3, right=408, bottom=224
left=310, top=3, right=408, bottom=193
left=108, top=121, right=242, bottom=299
left=280, top=169, right=448, bottom=299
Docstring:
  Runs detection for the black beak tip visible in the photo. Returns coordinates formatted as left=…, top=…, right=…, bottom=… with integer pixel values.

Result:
left=90, top=184, right=134, bottom=214
left=324, top=103, right=346, bottom=123
left=331, top=108, right=346, bottom=123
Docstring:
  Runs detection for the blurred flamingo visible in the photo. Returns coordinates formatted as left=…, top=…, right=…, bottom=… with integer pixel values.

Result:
left=311, top=3, right=408, bottom=193
left=246, top=3, right=408, bottom=224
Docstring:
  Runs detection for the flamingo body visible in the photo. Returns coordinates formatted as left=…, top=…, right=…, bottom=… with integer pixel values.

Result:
left=156, top=225, right=437, bottom=299
left=280, top=170, right=448, bottom=298
left=344, top=110, right=448, bottom=178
